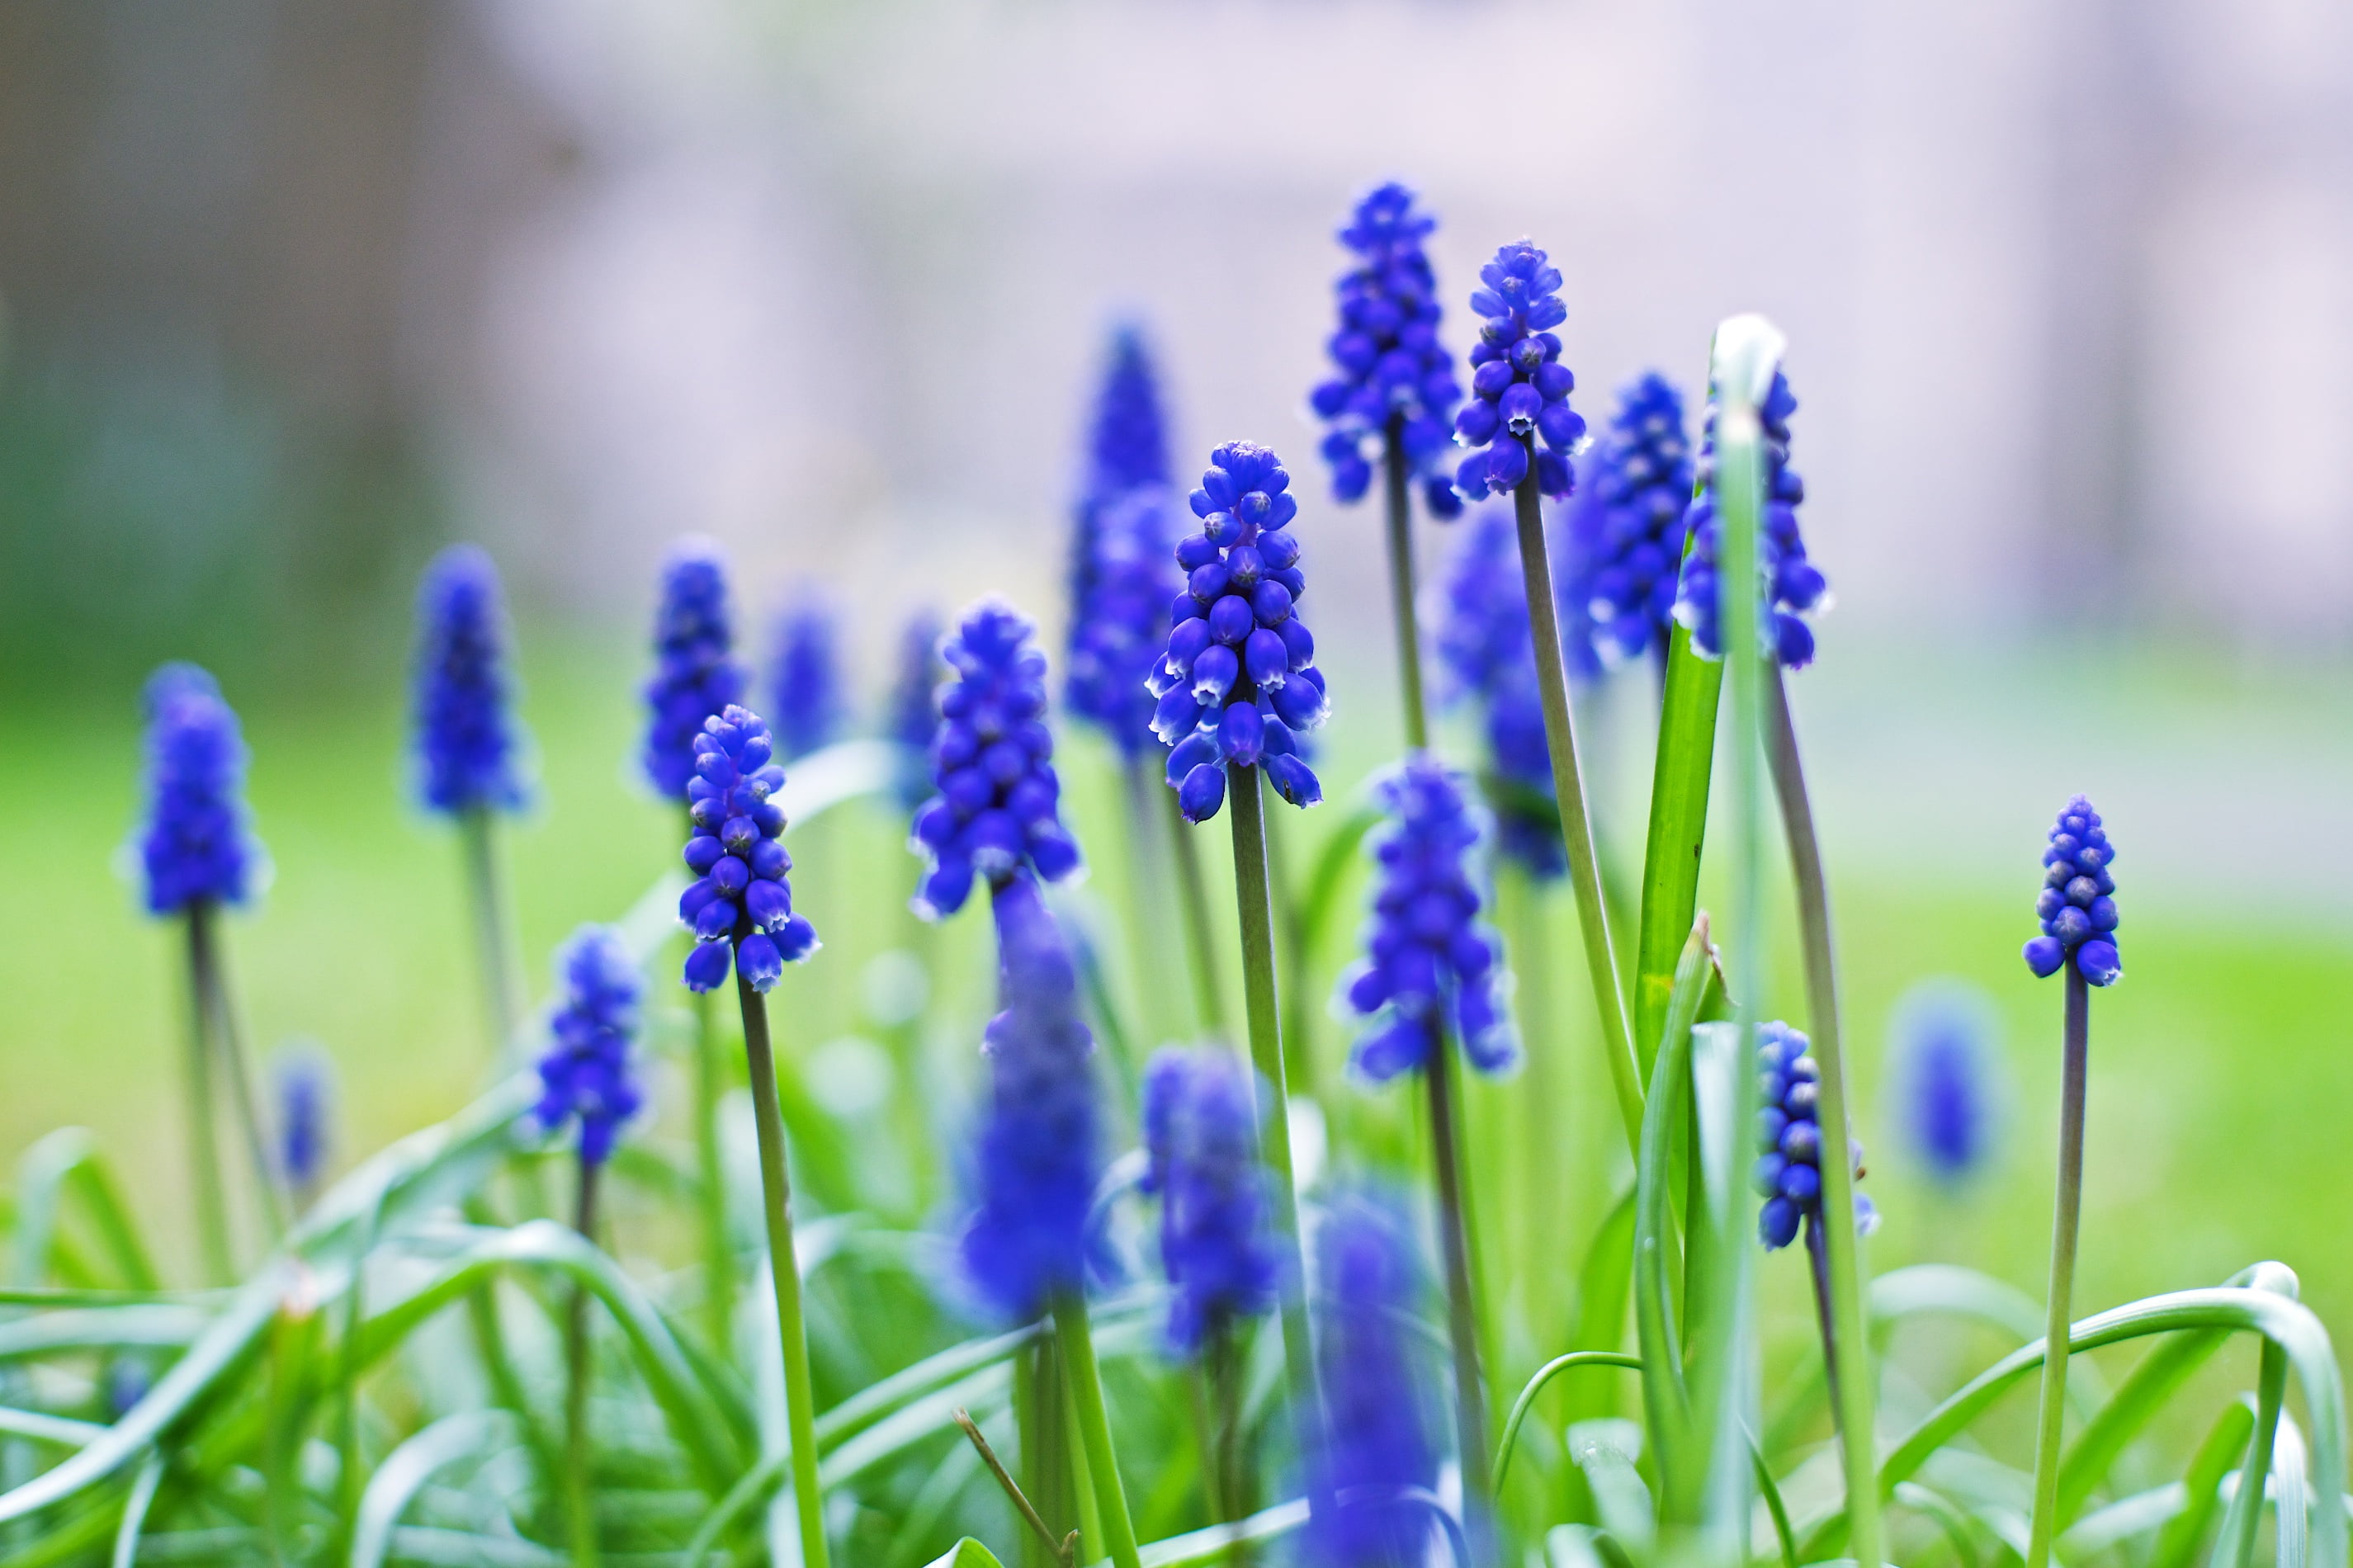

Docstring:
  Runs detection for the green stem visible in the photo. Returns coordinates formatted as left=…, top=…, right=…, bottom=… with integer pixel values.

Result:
left=1018, top=1340, right=1075, bottom=1568
left=1061, top=1353, right=1107, bottom=1561
left=1260, top=805, right=1316, bottom=1104
left=1122, top=757, right=1188, bottom=1048
left=1165, top=788, right=1231, bottom=1041
left=1382, top=423, right=1431, bottom=749
left=461, top=806, right=527, bottom=1059
left=189, top=901, right=286, bottom=1244
left=1424, top=1032, right=1496, bottom=1561
left=565, top=1157, right=602, bottom=1567
left=686, top=808, right=734, bottom=1359
left=1222, top=765, right=1329, bottom=1466
left=1510, top=465, right=1642, bottom=1154
left=736, top=974, right=830, bottom=1568
left=2024, top=969, right=2090, bottom=1568
left=179, top=913, right=233, bottom=1286
left=1052, top=1292, right=1143, bottom=1568
left=1762, top=667, right=1879, bottom=1565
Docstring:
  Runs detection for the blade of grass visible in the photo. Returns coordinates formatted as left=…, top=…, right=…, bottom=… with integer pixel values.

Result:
left=2152, top=1400, right=2258, bottom=1568
left=350, top=1408, right=517, bottom=1568
left=1632, top=915, right=1718, bottom=1503
left=1631, top=627, right=1721, bottom=1089
left=107, top=1455, right=163, bottom=1568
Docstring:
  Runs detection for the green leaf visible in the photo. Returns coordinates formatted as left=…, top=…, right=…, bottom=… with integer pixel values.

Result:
left=108, top=1454, right=163, bottom=1568
left=2151, top=1399, right=2257, bottom=1568
left=924, top=1539, right=1008, bottom=1568
left=348, top=1409, right=519, bottom=1568
left=1494, top=1352, right=1645, bottom=1486
left=1631, top=627, right=1722, bottom=1087
left=11, top=1130, right=158, bottom=1292
left=2057, top=1326, right=2228, bottom=1526
left=1631, top=918, right=1716, bottom=1504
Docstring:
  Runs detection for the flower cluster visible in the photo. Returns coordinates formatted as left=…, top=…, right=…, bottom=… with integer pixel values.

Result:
left=963, top=874, right=1100, bottom=1320
left=642, top=540, right=749, bottom=801
left=276, top=1048, right=332, bottom=1193
left=1066, top=487, right=1180, bottom=757
left=136, top=664, right=264, bottom=915
left=1453, top=241, right=1585, bottom=501
left=411, top=545, right=530, bottom=816
left=1080, top=324, right=1173, bottom=504
left=1341, top=755, right=1514, bottom=1080
left=1149, top=442, right=1328, bottom=822
left=1140, top=1047, right=1276, bottom=1353
left=1437, top=508, right=1566, bottom=876
left=1310, top=182, right=1464, bottom=520
left=886, top=609, right=944, bottom=811
left=1581, top=374, right=1696, bottom=665
left=910, top=602, right=1082, bottom=919
left=2022, top=796, right=2121, bottom=986
left=1671, top=371, right=1826, bottom=668
left=1893, top=982, right=2001, bottom=1185
left=678, top=706, right=819, bottom=994
left=1305, top=1192, right=1440, bottom=1568
left=536, top=924, right=645, bottom=1166
left=1755, top=1022, right=1877, bottom=1251
left=765, top=592, right=845, bottom=762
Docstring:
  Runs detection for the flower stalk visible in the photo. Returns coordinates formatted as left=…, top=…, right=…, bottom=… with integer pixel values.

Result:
left=1051, top=1291, right=1143, bottom=1568
left=1382, top=425, right=1431, bottom=750
left=178, top=910, right=234, bottom=1285
left=187, top=900, right=286, bottom=1249
left=461, top=804, right=526, bottom=1060
left=2025, top=967, right=2091, bottom=1568
left=565, top=1156, right=602, bottom=1567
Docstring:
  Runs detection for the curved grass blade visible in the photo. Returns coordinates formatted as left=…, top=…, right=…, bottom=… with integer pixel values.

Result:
left=1893, top=1480, right=1986, bottom=1568
left=1754, top=1439, right=1800, bottom=1568
left=924, top=1541, right=1009, bottom=1568
left=1495, top=1353, right=1646, bottom=1487
left=2215, top=1335, right=2290, bottom=1568
left=1631, top=917, right=1717, bottom=1502
left=0, top=1409, right=105, bottom=1450
left=11, top=1131, right=158, bottom=1292
left=2280, top=1413, right=2313, bottom=1568
left=2152, top=1399, right=2259, bottom=1568
left=1631, top=627, right=1721, bottom=1089
left=349, top=1408, right=517, bottom=1568
left=2064, top=1481, right=2190, bottom=1557
left=2057, top=1326, right=2227, bottom=1526
left=108, top=1453, right=163, bottom=1568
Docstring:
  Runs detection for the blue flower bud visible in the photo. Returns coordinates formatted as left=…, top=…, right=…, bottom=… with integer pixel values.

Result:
left=411, top=545, right=531, bottom=816
left=1672, top=371, right=1826, bottom=669
left=642, top=539, right=749, bottom=800
left=536, top=924, right=644, bottom=1167
left=1755, top=1021, right=1878, bottom=1251
left=678, top=706, right=818, bottom=992
left=1065, top=330, right=1182, bottom=758
left=135, top=664, right=265, bottom=914
left=2022, top=796, right=2122, bottom=986
left=763, top=588, right=846, bottom=763
left=1453, top=241, right=1580, bottom=503
left=1141, top=1048, right=1278, bottom=1352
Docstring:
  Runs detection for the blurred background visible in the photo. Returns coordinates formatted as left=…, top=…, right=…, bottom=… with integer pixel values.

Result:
left=2, top=0, right=2350, bottom=1393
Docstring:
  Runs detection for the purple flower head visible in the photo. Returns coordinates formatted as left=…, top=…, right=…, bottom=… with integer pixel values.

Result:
left=1067, top=486, right=1182, bottom=757
left=1340, top=754, right=1515, bottom=1081
left=910, top=601, right=1083, bottom=919
left=1891, top=980, right=2002, bottom=1185
left=410, top=545, right=530, bottom=816
left=135, top=664, right=264, bottom=915
left=274, top=1046, right=333, bottom=1193
left=1452, top=240, right=1584, bottom=502
left=887, top=608, right=945, bottom=810
left=641, top=539, right=750, bottom=800
left=678, top=705, right=820, bottom=994
left=962, top=873, right=1101, bottom=1320
left=1082, top=324, right=1173, bottom=505
left=764, top=588, right=847, bottom=763
left=1149, top=442, right=1329, bottom=822
left=1755, top=1022, right=1878, bottom=1251
left=1304, top=1191, right=1443, bottom=1568
left=1582, top=374, right=1697, bottom=665
left=536, top=924, right=645, bottom=1167
left=1671, top=371, right=1826, bottom=669
left=1311, top=182, right=1464, bottom=521
left=2022, top=796, right=2121, bottom=986
left=1140, top=1048, right=1277, bottom=1353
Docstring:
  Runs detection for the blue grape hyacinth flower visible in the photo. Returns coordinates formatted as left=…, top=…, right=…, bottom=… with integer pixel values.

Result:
left=1310, top=182, right=1464, bottom=520
left=1340, top=754, right=1516, bottom=1081
left=1080, top=324, right=1174, bottom=504
left=1581, top=374, right=1696, bottom=665
left=275, top=1046, right=333, bottom=1194
left=536, top=924, right=645, bottom=1167
left=1891, top=981, right=2002, bottom=1186
left=135, top=664, right=264, bottom=915
left=1755, top=1022, right=1878, bottom=1250
left=2023, top=796, right=2121, bottom=986
left=1304, top=1191, right=1443, bottom=1568
left=1452, top=241, right=1585, bottom=502
left=963, top=872, right=1102, bottom=1320
left=1140, top=1047, right=1277, bottom=1353
left=910, top=601, right=1084, bottom=919
left=765, top=590, right=847, bottom=763
left=642, top=538, right=750, bottom=801
left=1148, top=442, right=1330, bottom=822
left=411, top=544, right=531, bottom=815
left=1671, top=371, right=1826, bottom=668
left=678, top=705, right=820, bottom=994
left=1066, top=486, right=1181, bottom=757
left=886, top=608, right=944, bottom=811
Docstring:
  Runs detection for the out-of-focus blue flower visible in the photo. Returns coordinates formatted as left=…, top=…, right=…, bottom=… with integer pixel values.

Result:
left=765, top=590, right=847, bottom=763
left=2023, top=796, right=2121, bottom=986
left=963, top=873, right=1101, bottom=1320
left=642, top=539, right=749, bottom=801
left=1303, top=1190, right=1443, bottom=1568
left=274, top=1046, right=333, bottom=1193
left=1890, top=980, right=2002, bottom=1185
left=910, top=602, right=1083, bottom=919
left=1310, top=182, right=1463, bottom=521
left=1067, top=487, right=1181, bottom=757
left=1082, top=324, right=1174, bottom=504
left=1452, top=241, right=1584, bottom=502
left=135, top=664, right=264, bottom=915
left=411, top=544, right=530, bottom=816
left=1148, top=442, right=1329, bottom=821
left=886, top=609, right=944, bottom=811
left=1140, top=1047, right=1277, bottom=1353
left=1340, top=754, right=1514, bottom=1080
left=1755, top=1022, right=1878, bottom=1250
left=1581, top=374, right=1696, bottom=665
left=678, top=706, right=820, bottom=994
left=536, top=924, right=645, bottom=1167
left=1671, top=371, right=1826, bottom=668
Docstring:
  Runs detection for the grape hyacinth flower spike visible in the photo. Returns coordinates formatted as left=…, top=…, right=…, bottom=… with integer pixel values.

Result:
left=1452, top=240, right=1584, bottom=502
left=1673, top=369, right=1826, bottom=669
left=1581, top=373, right=1696, bottom=668
left=886, top=608, right=945, bottom=812
left=1753, top=1023, right=1877, bottom=1253
left=765, top=589, right=847, bottom=763
left=274, top=1046, right=333, bottom=1207
left=1437, top=508, right=1566, bottom=877
left=536, top=925, right=645, bottom=1169
left=1150, top=442, right=1328, bottom=822
left=1139, top=1047, right=1277, bottom=1353
left=411, top=544, right=531, bottom=817
left=642, top=538, right=749, bottom=801
left=1311, top=182, right=1462, bottom=518
left=1067, top=326, right=1177, bottom=753
left=1893, top=981, right=2002, bottom=1186
left=2023, top=796, right=2119, bottom=1568
left=909, top=600, right=1083, bottom=919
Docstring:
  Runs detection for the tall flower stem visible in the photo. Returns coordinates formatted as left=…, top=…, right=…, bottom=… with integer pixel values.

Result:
left=2025, top=969, right=2091, bottom=1568
left=460, top=807, right=527, bottom=1057
left=178, top=913, right=234, bottom=1285
left=1051, top=1291, right=1144, bottom=1568
left=1509, top=462, right=1642, bottom=1152
left=1222, top=764, right=1328, bottom=1461
left=187, top=901, right=286, bottom=1243
left=1425, top=1030, right=1496, bottom=1561
left=565, top=1159, right=602, bottom=1568
left=687, top=812, right=733, bottom=1359
left=735, top=975, right=829, bottom=1568
left=1762, top=665, right=1879, bottom=1565
left=1164, top=791, right=1231, bottom=1041
left=1382, top=423, right=1431, bottom=749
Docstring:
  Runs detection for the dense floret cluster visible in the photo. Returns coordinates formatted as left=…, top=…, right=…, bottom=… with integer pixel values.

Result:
left=1436, top=508, right=1569, bottom=876
left=678, top=706, right=819, bottom=994
left=1581, top=375, right=1696, bottom=665
left=1672, top=371, right=1826, bottom=668
left=765, top=593, right=846, bottom=762
left=1754, top=1022, right=1877, bottom=1250
left=1895, top=984, right=2000, bottom=1184
left=886, top=609, right=945, bottom=811
left=2022, top=796, right=2121, bottom=986
left=276, top=1050, right=332, bottom=1193
left=136, top=664, right=263, bottom=915
left=1140, top=1047, right=1276, bottom=1352
left=1066, top=488, right=1180, bottom=757
left=536, top=924, right=644, bottom=1166
left=642, top=540, right=750, bottom=800
left=411, top=545, right=530, bottom=815
left=1453, top=242, right=1585, bottom=501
